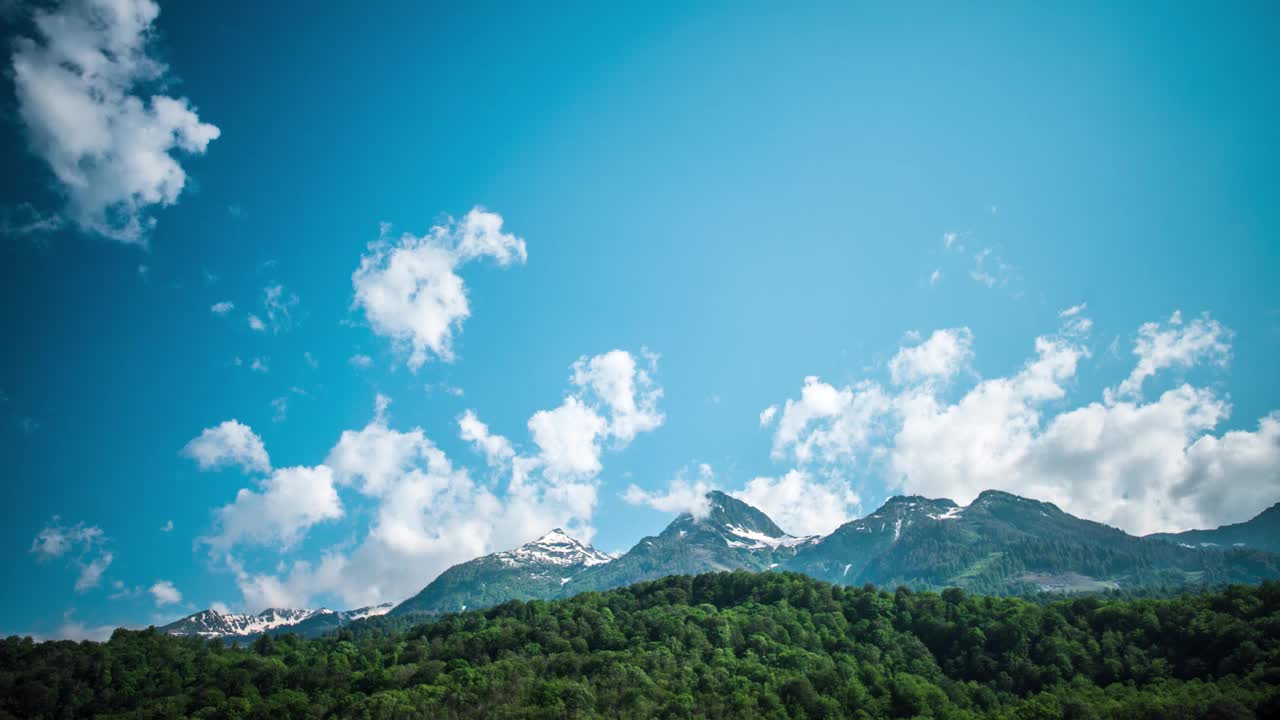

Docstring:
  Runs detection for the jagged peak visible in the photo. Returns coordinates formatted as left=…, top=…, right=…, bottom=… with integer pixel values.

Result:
left=654, top=490, right=814, bottom=549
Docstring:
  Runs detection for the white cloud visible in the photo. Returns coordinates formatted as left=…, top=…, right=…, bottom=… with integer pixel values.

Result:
left=75, top=551, right=113, bottom=592
left=351, top=208, right=526, bottom=370
left=762, top=310, right=1279, bottom=534
left=259, top=284, right=299, bottom=333
left=771, top=376, right=891, bottom=465
left=759, top=405, right=778, bottom=427
left=570, top=349, right=664, bottom=442
left=942, top=232, right=958, bottom=250
left=148, top=580, right=181, bottom=606
left=732, top=470, right=860, bottom=537
left=888, top=327, right=973, bottom=386
left=929, top=268, right=942, bottom=286
left=1115, top=311, right=1231, bottom=398
left=1059, top=302, right=1087, bottom=318
left=160, top=520, right=173, bottom=532
left=348, top=353, right=373, bottom=368
left=31, top=518, right=102, bottom=560
left=182, top=420, right=270, bottom=474
left=528, top=397, right=608, bottom=480
left=327, top=397, right=436, bottom=496
left=31, top=517, right=113, bottom=592
left=623, top=463, right=716, bottom=519
left=11, top=0, right=219, bottom=242
left=459, top=410, right=515, bottom=467
left=207, top=465, right=343, bottom=550
left=210, top=301, right=234, bottom=315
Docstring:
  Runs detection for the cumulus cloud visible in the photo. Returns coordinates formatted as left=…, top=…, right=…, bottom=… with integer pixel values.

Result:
left=182, top=420, right=270, bottom=474
left=217, top=349, right=662, bottom=609
left=570, top=349, right=664, bottom=442
left=207, top=465, right=343, bottom=550
left=31, top=517, right=113, bottom=592
left=889, top=327, right=974, bottom=386
left=759, top=405, right=778, bottom=427
left=1115, top=311, right=1231, bottom=398
left=528, top=397, right=608, bottom=480
left=351, top=208, right=526, bottom=370
left=761, top=310, right=1277, bottom=534
left=210, top=301, right=234, bottom=315
left=623, top=464, right=716, bottom=519
left=11, top=0, right=219, bottom=242
left=771, top=377, right=891, bottom=466
left=732, top=469, right=861, bottom=537
left=148, top=580, right=181, bottom=606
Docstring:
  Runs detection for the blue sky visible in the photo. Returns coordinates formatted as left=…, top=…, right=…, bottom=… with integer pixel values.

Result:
left=2, top=0, right=1278, bottom=639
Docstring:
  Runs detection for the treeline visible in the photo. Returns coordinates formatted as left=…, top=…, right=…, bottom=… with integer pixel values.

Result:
left=3, top=572, right=1279, bottom=719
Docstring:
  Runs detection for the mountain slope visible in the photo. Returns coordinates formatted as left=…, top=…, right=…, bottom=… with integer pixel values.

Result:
left=1147, top=502, right=1280, bottom=553
left=160, top=603, right=392, bottom=640
left=391, top=529, right=613, bottom=616
left=563, top=490, right=816, bottom=594
left=786, top=490, right=1280, bottom=593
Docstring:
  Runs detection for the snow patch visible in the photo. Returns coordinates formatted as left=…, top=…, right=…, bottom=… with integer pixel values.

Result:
left=723, top=524, right=816, bottom=550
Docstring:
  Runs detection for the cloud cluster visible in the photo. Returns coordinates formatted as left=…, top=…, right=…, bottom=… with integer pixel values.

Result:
left=202, top=349, right=661, bottom=610
left=30, top=517, right=113, bottom=592
left=352, top=208, right=527, bottom=370
left=11, top=0, right=219, bottom=242
left=761, top=310, right=1280, bottom=535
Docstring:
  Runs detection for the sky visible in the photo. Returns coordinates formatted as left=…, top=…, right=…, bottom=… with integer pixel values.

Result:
left=1, top=0, right=1278, bottom=640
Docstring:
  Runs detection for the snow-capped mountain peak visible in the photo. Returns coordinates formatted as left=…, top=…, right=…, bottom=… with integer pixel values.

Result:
left=161, top=603, right=394, bottom=640
left=496, top=528, right=614, bottom=568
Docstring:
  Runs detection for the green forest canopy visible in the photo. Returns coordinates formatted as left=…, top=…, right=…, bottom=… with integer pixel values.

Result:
left=3, top=571, right=1279, bottom=719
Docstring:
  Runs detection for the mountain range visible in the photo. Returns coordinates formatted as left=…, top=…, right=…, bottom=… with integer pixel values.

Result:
left=161, top=489, right=1280, bottom=639
left=159, top=604, right=392, bottom=641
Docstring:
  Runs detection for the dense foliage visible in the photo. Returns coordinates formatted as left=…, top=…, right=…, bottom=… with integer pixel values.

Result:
left=4, top=572, right=1279, bottom=719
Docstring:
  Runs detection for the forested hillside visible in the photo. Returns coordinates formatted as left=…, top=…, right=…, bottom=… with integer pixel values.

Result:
left=4, top=571, right=1279, bottom=719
